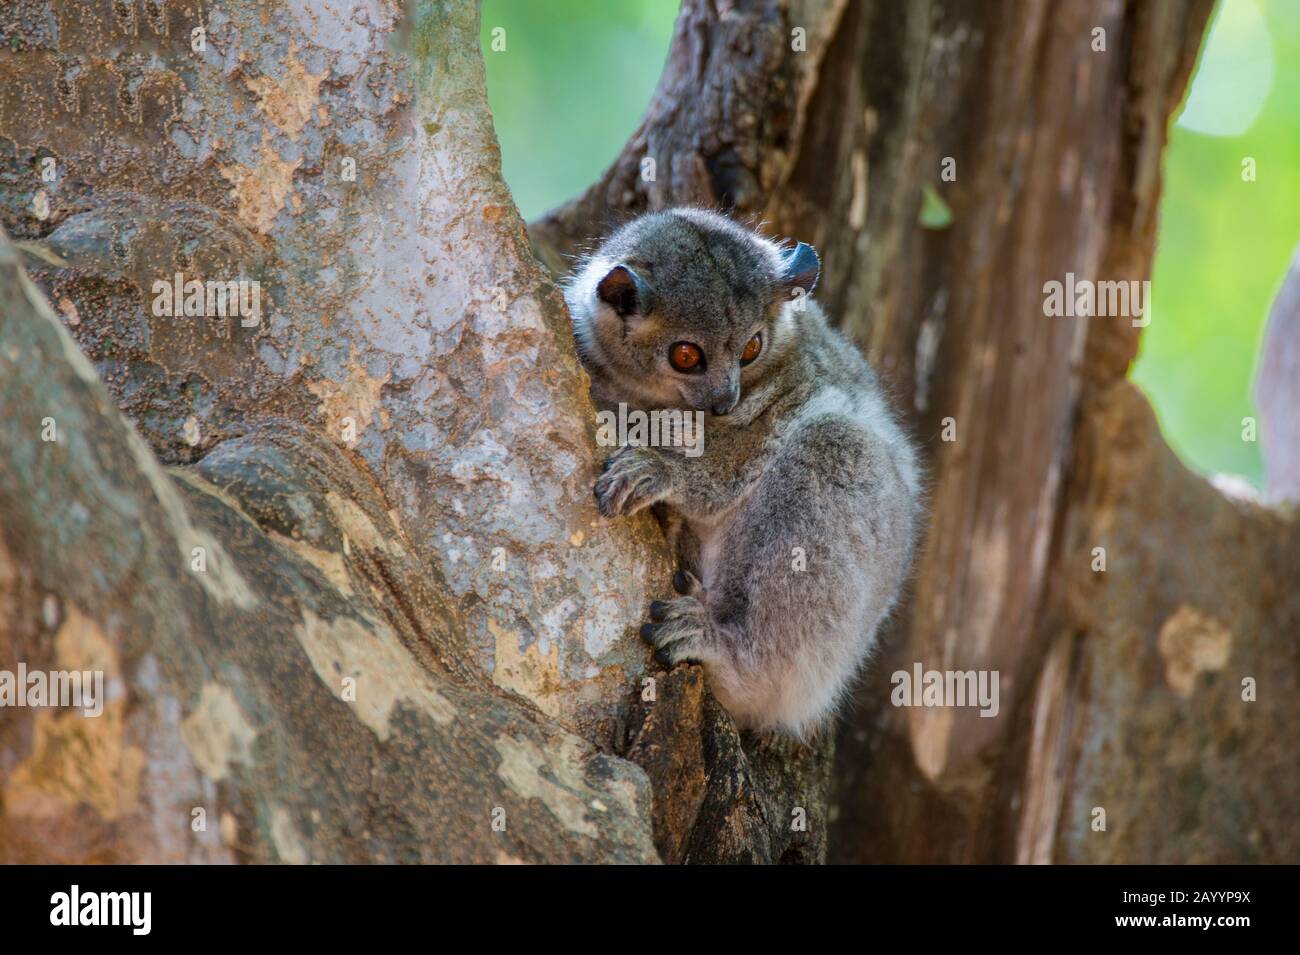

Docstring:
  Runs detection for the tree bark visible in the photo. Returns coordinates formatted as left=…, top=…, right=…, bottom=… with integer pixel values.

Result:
left=3, top=0, right=1295, bottom=865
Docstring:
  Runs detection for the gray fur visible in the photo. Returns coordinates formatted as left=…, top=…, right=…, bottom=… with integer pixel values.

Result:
left=565, top=208, right=922, bottom=738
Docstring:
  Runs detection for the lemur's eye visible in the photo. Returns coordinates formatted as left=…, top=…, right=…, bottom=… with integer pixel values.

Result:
left=741, top=333, right=762, bottom=365
left=669, top=341, right=704, bottom=372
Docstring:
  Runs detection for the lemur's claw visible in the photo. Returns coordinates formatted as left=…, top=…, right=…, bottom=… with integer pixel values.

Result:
left=671, top=569, right=704, bottom=598
left=593, top=446, right=674, bottom=518
left=641, top=596, right=708, bottom=666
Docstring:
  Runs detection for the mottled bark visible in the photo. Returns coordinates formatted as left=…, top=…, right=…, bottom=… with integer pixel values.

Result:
left=1024, top=381, right=1300, bottom=863
left=0, top=234, right=656, bottom=862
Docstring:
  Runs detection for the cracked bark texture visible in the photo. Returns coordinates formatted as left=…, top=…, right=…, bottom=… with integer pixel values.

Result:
left=2, top=0, right=1294, bottom=865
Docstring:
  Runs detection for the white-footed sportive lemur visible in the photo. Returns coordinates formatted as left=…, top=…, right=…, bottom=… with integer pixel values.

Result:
left=565, top=208, right=922, bottom=738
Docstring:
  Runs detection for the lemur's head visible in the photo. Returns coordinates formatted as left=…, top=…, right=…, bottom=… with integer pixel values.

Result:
left=565, top=208, right=819, bottom=416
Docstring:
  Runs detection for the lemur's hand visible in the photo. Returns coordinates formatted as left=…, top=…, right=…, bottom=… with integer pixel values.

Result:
left=594, top=446, right=674, bottom=518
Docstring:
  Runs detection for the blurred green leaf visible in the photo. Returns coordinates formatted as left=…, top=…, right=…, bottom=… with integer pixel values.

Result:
left=919, top=184, right=954, bottom=230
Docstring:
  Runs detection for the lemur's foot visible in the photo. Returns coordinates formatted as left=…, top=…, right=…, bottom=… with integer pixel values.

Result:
left=594, top=446, right=672, bottom=518
left=640, top=595, right=709, bottom=667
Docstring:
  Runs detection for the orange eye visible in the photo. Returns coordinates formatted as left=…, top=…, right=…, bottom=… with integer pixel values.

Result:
left=669, top=341, right=704, bottom=372
left=741, top=333, right=762, bottom=365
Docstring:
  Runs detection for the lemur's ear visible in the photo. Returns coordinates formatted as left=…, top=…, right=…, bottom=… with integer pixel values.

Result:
left=779, top=242, right=820, bottom=296
left=596, top=264, right=653, bottom=317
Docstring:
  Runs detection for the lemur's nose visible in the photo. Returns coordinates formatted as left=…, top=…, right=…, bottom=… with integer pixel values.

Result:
left=711, top=396, right=739, bottom=416
left=708, top=370, right=740, bottom=416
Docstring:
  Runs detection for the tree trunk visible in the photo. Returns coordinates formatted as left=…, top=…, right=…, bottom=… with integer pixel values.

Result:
left=3, top=0, right=1295, bottom=864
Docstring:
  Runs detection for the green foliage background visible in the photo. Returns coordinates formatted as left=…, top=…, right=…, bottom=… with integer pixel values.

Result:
left=482, top=0, right=1299, bottom=487
left=478, top=0, right=677, bottom=225
left=1132, top=0, right=1299, bottom=487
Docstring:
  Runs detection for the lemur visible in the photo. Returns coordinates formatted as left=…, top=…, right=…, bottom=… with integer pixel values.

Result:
left=565, top=208, right=922, bottom=738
